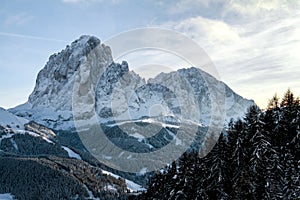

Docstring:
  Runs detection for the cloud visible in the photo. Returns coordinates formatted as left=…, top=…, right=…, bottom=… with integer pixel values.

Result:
left=171, top=16, right=241, bottom=44
left=3, top=13, right=34, bottom=26
left=165, top=0, right=300, bottom=20
left=158, top=2, right=300, bottom=108
left=0, top=32, right=68, bottom=42
left=223, top=0, right=300, bottom=19
left=167, top=0, right=209, bottom=15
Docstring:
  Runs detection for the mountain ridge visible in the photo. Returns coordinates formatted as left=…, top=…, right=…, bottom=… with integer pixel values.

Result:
left=10, top=35, right=254, bottom=131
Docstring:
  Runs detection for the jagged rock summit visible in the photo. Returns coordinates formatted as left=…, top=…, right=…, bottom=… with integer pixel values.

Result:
left=11, top=36, right=113, bottom=129
left=10, top=35, right=254, bottom=130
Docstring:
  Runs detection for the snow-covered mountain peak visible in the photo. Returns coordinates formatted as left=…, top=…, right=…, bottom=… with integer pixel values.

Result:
left=10, top=35, right=254, bottom=130
left=27, top=35, right=112, bottom=109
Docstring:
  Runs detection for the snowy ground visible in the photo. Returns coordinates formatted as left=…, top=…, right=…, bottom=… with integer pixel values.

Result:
left=0, top=193, right=15, bottom=200
left=62, top=146, right=82, bottom=160
left=0, top=107, right=28, bottom=130
left=101, top=170, right=146, bottom=192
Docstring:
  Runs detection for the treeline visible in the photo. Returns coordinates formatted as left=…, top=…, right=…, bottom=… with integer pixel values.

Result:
left=0, top=156, right=130, bottom=200
left=0, top=133, right=68, bottom=157
left=138, top=89, right=300, bottom=199
left=0, top=157, right=88, bottom=200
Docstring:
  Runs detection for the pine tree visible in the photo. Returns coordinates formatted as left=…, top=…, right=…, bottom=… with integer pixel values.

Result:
left=281, top=88, right=299, bottom=108
left=244, top=105, right=263, bottom=137
left=267, top=93, right=280, bottom=110
left=231, top=106, right=263, bottom=199
left=283, top=150, right=299, bottom=199
left=201, top=134, right=230, bottom=199
left=248, top=130, right=282, bottom=199
left=175, top=152, right=199, bottom=199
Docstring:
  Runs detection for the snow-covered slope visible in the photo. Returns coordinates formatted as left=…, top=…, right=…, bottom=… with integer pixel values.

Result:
left=0, top=107, right=28, bottom=129
left=0, top=108, right=76, bottom=160
left=102, top=170, right=146, bottom=192
left=10, top=35, right=254, bottom=130
left=62, top=146, right=82, bottom=160
left=0, top=193, right=14, bottom=200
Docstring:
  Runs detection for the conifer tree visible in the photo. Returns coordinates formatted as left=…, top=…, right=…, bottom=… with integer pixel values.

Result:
left=267, top=93, right=280, bottom=110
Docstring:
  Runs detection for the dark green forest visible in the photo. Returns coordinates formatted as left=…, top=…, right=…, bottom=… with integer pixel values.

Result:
left=137, top=89, right=300, bottom=199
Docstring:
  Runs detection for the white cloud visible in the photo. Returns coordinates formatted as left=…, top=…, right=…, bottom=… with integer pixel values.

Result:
left=0, top=32, right=68, bottom=42
left=172, top=16, right=241, bottom=44
left=167, top=0, right=209, bottom=15
left=166, top=0, right=300, bottom=19
left=159, top=2, right=300, bottom=108
left=224, top=0, right=300, bottom=18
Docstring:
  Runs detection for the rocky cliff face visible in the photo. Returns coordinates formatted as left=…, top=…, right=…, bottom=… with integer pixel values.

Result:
left=30, top=36, right=110, bottom=110
left=10, top=35, right=254, bottom=130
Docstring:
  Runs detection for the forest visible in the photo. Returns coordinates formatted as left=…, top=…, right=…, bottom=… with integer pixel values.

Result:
left=137, top=89, right=300, bottom=199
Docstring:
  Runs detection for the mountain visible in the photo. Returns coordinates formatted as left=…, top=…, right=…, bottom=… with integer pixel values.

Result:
left=8, top=35, right=254, bottom=174
left=10, top=35, right=254, bottom=131
left=2, top=35, right=256, bottom=199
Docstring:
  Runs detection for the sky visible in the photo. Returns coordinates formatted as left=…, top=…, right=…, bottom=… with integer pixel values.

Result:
left=0, top=0, right=300, bottom=109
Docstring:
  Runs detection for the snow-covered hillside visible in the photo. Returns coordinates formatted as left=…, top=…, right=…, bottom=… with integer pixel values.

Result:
left=0, top=107, right=27, bottom=130
left=102, top=170, right=146, bottom=192
left=0, top=193, right=14, bottom=200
